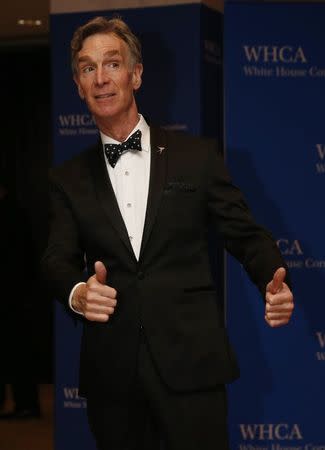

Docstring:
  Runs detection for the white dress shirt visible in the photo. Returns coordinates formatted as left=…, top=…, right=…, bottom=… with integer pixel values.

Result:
left=69, top=115, right=151, bottom=312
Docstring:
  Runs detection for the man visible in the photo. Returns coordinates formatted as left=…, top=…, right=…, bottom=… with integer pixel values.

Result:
left=42, top=16, right=294, bottom=450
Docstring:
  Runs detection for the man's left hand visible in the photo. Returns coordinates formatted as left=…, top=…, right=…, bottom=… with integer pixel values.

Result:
left=265, top=267, right=294, bottom=327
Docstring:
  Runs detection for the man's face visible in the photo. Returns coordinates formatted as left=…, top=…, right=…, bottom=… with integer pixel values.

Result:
left=74, top=32, right=142, bottom=124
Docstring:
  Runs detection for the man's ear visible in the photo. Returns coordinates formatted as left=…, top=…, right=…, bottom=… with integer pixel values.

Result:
left=73, top=75, right=85, bottom=100
left=132, top=63, right=143, bottom=91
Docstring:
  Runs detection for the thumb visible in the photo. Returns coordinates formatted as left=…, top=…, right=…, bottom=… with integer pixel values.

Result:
left=269, top=267, right=286, bottom=294
left=94, top=261, right=107, bottom=285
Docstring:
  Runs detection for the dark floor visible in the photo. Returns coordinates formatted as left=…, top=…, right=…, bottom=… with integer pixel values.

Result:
left=0, top=384, right=53, bottom=450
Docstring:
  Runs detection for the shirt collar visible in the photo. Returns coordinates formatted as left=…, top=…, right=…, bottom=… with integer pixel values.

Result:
left=100, top=114, right=150, bottom=152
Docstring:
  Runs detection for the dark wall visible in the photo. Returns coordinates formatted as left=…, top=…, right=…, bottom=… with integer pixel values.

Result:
left=0, top=43, right=52, bottom=382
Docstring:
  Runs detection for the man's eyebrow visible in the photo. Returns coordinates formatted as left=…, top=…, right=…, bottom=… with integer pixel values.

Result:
left=103, top=50, right=120, bottom=57
left=78, top=56, right=92, bottom=65
left=78, top=50, right=121, bottom=65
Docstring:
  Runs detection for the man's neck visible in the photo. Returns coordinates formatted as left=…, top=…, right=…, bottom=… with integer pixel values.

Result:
left=97, top=110, right=140, bottom=142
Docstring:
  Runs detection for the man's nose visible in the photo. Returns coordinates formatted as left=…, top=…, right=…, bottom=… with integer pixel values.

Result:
left=94, top=66, right=108, bottom=86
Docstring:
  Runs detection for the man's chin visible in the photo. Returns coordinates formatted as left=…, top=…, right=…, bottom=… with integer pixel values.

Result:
left=93, top=107, right=120, bottom=121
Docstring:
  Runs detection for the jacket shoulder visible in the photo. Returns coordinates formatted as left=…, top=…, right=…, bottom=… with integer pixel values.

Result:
left=49, top=142, right=100, bottom=185
left=157, top=127, right=217, bottom=150
left=151, top=127, right=220, bottom=169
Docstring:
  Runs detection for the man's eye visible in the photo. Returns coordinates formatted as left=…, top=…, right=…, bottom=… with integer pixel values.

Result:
left=82, top=66, right=94, bottom=73
left=107, top=62, right=119, bottom=69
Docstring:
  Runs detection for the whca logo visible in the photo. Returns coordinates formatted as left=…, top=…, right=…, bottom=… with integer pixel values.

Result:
left=243, top=45, right=307, bottom=64
left=239, top=423, right=303, bottom=441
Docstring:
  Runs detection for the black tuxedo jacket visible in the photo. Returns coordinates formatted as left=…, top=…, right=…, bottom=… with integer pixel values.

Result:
left=43, top=127, right=287, bottom=401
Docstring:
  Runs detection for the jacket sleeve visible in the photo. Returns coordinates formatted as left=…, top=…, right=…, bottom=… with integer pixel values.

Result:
left=206, top=144, right=290, bottom=297
left=41, top=173, right=86, bottom=306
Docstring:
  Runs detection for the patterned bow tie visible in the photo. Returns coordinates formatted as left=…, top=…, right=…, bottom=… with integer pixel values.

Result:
left=104, top=129, right=142, bottom=168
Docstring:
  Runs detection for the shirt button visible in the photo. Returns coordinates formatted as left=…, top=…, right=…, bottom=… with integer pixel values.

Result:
left=127, top=203, right=132, bottom=208
left=129, top=235, right=133, bottom=241
left=125, top=170, right=129, bottom=176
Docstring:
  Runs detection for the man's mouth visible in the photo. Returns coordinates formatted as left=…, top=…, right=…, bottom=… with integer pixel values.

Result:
left=94, top=93, right=116, bottom=99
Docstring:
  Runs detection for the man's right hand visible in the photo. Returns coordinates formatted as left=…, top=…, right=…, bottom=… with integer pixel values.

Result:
left=71, top=261, right=117, bottom=322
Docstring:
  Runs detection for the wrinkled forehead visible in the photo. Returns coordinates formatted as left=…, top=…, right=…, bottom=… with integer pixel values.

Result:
left=78, top=32, right=129, bottom=59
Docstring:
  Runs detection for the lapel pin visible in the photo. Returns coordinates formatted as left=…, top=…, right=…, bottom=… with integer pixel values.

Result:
left=157, top=146, right=165, bottom=154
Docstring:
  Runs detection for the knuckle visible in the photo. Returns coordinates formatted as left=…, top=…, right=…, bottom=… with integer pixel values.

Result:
left=84, top=303, right=91, bottom=313
left=99, top=315, right=109, bottom=323
left=86, top=286, right=95, bottom=296
left=85, top=293, right=91, bottom=302
left=108, top=298, right=117, bottom=307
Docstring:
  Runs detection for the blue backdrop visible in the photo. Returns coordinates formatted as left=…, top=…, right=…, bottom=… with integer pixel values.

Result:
left=224, top=2, right=325, bottom=448
left=51, top=5, right=223, bottom=449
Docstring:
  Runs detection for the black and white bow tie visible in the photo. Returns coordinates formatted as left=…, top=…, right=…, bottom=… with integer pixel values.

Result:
left=104, top=129, right=142, bottom=168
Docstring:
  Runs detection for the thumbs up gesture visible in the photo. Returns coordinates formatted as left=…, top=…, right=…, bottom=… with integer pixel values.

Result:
left=94, top=260, right=107, bottom=284
left=265, top=267, right=294, bottom=327
left=71, top=261, right=117, bottom=322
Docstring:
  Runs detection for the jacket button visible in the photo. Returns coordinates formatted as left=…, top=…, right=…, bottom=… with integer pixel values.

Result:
left=137, top=271, right=144, bottom=280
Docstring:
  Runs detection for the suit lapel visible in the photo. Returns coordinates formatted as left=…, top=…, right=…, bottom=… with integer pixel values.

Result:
left=139, top=126, right=168, bottom=259
left=88, top=140, right=137, bottom=261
